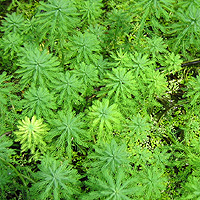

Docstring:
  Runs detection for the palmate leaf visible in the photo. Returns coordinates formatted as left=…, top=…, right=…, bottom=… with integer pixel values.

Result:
left=98, top=67, right=137, bottom=102
left=30, top=156, right=81, bottom=200
left=83, top=169, right=136, bottom=200
left=87, top=98, right=123, bottom=137
left=14, top=116, right=48, bottom=154
left=47, top=110, right=87, bottom=159
left=21, top=85, right=57, bottom=118
left=87, top=139, right=130, bottom=173
left=16, top=44, right=60, bottom=89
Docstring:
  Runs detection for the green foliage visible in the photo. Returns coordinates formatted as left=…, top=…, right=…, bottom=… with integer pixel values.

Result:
left=21, top=85, right=57, bottom=118
left=1, top=33, right=23, bottom=59
left=16, top=44, right=60, bottom=88
left=52, top=71, right=83, bottom=108
left=30, top=156, right=81, bottom=200
left=125, top=113, right=151, bottom=142
left=1, top=12, right=26, bottom=34
left=98, top=67, right=137, bottom=102
left=87, top=99, right=122, bottom=138
left=87, top=139, right=130, bottom=173
left=0, top=135, right=15, bottom=161
left=0, top=72, right=14, bottom=108
left=47, top=110, right=87, bottom=159
left=83, top=169, right=136, bottom=200
left=133, top=0, right=175, bottom=38
left=185, top=75, right=200, bottom=105
left=182, top=175, right=200, bottom=199
left=79, top=0, right=103, bottom=25
left=135, top=166, right=167, bottom=199
left=67, top=32, right=101, bottom=64
left=35, top=0, right=79, bottom=47
left=169, top=5, right=200, bottom=54
left=2, top=0, right=200, bottom=199
left=73, top=62, right=99, bottom=95
left=14, top=116, right=48, bottom=154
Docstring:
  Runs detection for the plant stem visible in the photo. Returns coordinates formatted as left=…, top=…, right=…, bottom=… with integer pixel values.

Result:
left=0, top=156, right=27, bottom=187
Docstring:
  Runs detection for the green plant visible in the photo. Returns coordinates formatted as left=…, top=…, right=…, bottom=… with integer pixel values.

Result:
left=86, top=139, right=130, bottom=173
left=14, top=116, right=48, bottom=154
left=30, top=156, right=81, bottom=200
left=47, top=110, right=87, bottom=160
left=35, top=0, right=79, bottom=48
left=16, top=44, right=60, bottom=88
left=2, top=0, right=200, bottom=199
left=87, top=99, right=122, bottom=139
left=67, top=31, right=101, bottom=64
left=21, top=85, right=57, bottom=118
left=83, top=169, right=136, bottom=200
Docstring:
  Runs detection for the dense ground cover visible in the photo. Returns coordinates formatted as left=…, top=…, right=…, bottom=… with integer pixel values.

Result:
left=1, top=0, right=200, bottom=199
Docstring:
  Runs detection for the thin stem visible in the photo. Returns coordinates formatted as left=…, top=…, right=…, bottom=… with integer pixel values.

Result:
left=0, top=156, right=27, bottom=187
